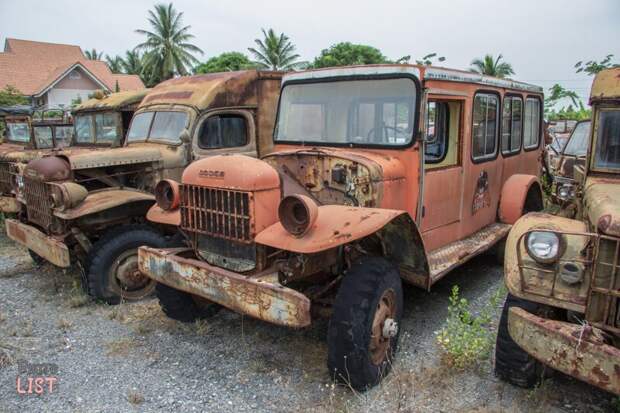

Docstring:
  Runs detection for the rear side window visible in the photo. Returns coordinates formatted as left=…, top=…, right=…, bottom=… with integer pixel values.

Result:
left=75, top=115, right=94, bottom=143
left=472, top=93, right=499, bottom=161
left=425, top=101, right=450, bottom=163
left=55, top=126, right=73, bottom=147
left=198, top=115, right=248, bottom=149
left=523, top=98, right=541, bottom=149
left=501, top=96, right=523, bottom=155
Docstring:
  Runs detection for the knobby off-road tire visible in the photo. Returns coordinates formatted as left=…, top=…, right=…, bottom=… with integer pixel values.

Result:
left=86, top=224, right=166, bottom=305
left=327, top=256, right=404, bottom=391
left=155, top=283, right=221, bottom=322
left=495, top=293, right=552, bottom=388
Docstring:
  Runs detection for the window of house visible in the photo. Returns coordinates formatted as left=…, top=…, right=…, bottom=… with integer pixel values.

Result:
left=523, top=98, right=541, bottom=149
left=501, top=96, right=523, bottom=155
left=425, top=101, right=450, bottom=163
left=198, top=114, right=248, bottom=149
left=472, top=93, right=499, bottom=160
left=69, top=70, right=82, bottom=80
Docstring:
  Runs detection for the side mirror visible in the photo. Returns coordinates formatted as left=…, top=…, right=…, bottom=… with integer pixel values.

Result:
left=179, top=128, right=191, bottom=144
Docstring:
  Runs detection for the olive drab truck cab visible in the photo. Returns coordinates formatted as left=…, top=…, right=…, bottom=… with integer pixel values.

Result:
left=5, top=70, right=282, bottom=304
left=495, top=68, right=620, bottom=395
left=140, top=65, right=545, bottom=390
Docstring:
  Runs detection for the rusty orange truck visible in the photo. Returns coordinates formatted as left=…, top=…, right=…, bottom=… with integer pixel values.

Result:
left=5, top=70, right=282, bottom=304
left=495, top=68, right=620, bottom=395
left=139, top=65, right=546, bottom=389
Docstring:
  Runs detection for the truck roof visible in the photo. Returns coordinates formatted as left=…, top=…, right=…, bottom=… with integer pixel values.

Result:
left=74, top=89, right=150, bottom=113
left=138, top=70, right=283, bottom=111
left=590, top=67, right=620, bottom=103
left=283, top=64, right=543, bottom=94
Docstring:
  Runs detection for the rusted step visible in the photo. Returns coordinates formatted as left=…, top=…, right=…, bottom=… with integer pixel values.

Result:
left=428, top=222, right=511, bottom=284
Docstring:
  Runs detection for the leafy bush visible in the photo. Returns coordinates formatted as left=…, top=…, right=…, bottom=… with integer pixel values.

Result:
left=436, top=285, right=504, bottom=369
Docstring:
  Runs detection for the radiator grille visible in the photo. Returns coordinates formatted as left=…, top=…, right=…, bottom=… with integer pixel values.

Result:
left=180, top=185, right=252, bottom=243
left=23, top=177, right=53, bottom=231
left=0, top=162, right=11, bottom=194
left=588, top=236, right=620, bottom=334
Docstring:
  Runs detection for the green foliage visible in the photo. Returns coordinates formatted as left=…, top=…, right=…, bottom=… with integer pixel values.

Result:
left=470, top=54, right=515, bottom=78
left=121, top=50, right=145, bottom=76
left=135, top=2, right=203, bottom=85
left=70, top=96, right=82, bottom=107
left=248, top=28, right=305, bottom=71
left=546, top=103, right=591, bottom=121
left=310, top=42, right=389, bottom=68
left=84, top=48, right=104, bottom=60
left=575, top=54, right=620, bottom=76
left=415, top=53, right=446, bottom=66
left=0, top=85, right=28, bottom=106
left=436, top=285, right=505, bottom=370
left=545, top=83, right=580, bottom=111
left=105, top=55, right=124, bottom=73
left=194, top=52, right=256, bottom=74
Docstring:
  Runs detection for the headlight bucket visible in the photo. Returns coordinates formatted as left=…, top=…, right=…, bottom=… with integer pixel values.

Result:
left=278, top=194, right=318, bottom=236
left=48, top=182, right=88, bottom=210
left=525, top=230, right=565, bottom=264
left=155, top=179, right=180, bottom=211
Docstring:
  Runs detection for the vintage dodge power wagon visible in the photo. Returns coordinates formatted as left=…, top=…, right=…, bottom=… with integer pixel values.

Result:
left=495, top=68, right=620, bottom=395
left=6, top=70, right=282, bottom=304
left=0, top=90, right=148, bottom=215
left=139, top=65, right=546, bottom=389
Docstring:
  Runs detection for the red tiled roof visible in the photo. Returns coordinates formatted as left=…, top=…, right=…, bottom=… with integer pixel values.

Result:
left=0, top=38, right=145, bottom=96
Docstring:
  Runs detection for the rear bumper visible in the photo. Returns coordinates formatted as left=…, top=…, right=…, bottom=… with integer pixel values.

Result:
left=508, top=306, right=620, bottom=395
left=0, top=196, right=19, bottom=213
left=138, top=246, right=311, bottom=328
left=5, top=219, right=70, bottom=267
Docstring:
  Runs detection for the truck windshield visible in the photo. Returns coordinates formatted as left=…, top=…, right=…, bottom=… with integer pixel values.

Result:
left=127, top=111, right=188, bottom=144
left=6, top=122, right=30, bottom=143
left=33, top=126, right=53, bottom=149
left=55, top=126, right=74, bottom=148
left=563, top=120, right=590, bottom=156
left=75, top=113, right=120, bottom=145
left=593, top=110, right=620, bottom=170
left=275, top=78, right=417, bottom=146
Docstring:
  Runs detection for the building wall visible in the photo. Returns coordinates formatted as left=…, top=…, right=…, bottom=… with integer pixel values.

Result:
left=54, top=67, right=101, bottom=90
left=46, top=88, right=94, bottom=109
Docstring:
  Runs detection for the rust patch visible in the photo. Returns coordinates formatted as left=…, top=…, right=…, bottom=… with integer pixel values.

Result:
left=142, top=91, right=194, bottom=104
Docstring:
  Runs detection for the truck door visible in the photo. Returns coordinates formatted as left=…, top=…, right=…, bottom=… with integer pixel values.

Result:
left=192, top=109, right=259, bottom=159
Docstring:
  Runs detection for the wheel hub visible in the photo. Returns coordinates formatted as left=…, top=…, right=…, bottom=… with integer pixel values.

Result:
left=114, top=253, right=148, bottom=291
left=369, top=289, right=397, bottom=365
left=382, top=318, right=398, bottom=338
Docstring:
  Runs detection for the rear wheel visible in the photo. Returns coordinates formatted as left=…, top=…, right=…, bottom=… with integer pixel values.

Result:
left=495, top=294, right=552, bottom=388
left=156, top=283, right=221, bottom=322
left=327, top=256, right=403, bottom=391
left=86, top=224, right=166, bottom=305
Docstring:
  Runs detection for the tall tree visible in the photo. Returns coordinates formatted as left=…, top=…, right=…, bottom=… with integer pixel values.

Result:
left=135, top=3, right=203, bottom=85
left=248, top=28, right=305, bottom=71
left=575, top=54, right=620, bottom=75
left=469, top=54, right=515, bottom=78
left=310, top=42, right=389, bottom=68
left=0, top=85, right=28, bottom=106
left=122, top=50, right=144, bottom=76
left=84, top=48, right=104, bottom=60
left=194, top=52, right=256, bottom=74
left=105, top=55, right=124, bottom=73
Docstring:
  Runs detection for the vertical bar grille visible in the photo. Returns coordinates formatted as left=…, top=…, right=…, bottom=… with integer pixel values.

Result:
left=23, top=177, right=53, bottom=231
left=589, top=236, right=620, bottom=334
left=180, top=184, right=252, bottom=243
left=0, top=162, right=11, bottom=193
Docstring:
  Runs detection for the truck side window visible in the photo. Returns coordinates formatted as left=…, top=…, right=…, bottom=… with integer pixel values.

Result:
left=425, top=101, right=450, bottom=163
left=472, top=93, right=499, bottom=161
left=501, top=96, right=523, bottom=155
left=198, top=114, right=248, bottom=149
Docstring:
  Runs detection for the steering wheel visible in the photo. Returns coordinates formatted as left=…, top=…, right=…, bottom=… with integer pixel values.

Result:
left=366, top=125, right=408, bottom=142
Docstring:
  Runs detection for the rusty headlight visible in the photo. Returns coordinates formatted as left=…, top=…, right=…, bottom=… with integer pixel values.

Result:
left=49, top=182, right=88, bottom=210
left=155, top=179, right=180, bottom=211
left=525, top=231, right=565, bottom=264
left=278, top=194, right=318, bottom=236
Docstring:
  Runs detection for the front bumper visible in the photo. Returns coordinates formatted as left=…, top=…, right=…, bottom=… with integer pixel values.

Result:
left=0, top=195, right=19, bottom=213
left=5, top=219, right=70, bottom=267
left=508, top=306, right=620, bottom=395
left=138, top=246, right=312, bottom=328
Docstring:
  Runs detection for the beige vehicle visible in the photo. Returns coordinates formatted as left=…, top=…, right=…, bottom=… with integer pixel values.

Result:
left=6, top=70, right=282, bottom=304
left=0, top=90, right=147, bottom=214
left=495, top=68, right=620, bottom=395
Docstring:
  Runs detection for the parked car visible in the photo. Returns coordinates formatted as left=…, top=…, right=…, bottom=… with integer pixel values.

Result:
left=5, top=70, right=282, bottom=305
left=495, top=68, right=620, bottom=396
left=139, top=64, right=545, bottom=390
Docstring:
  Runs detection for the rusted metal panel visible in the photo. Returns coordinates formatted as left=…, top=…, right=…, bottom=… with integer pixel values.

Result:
left=589, top=68, right=620, bottom=103
left=65, top=144, right=162, bottom=170
left=138, top=246, right=311, bottom=328
left=146, top=204, right=180, bottom=226
left=508, top=306, right=620, bottom=395
left=73, top=89, right=150, bottom=113
left=5, top=219, right=70, bottom=267
left=498, top=174, right=541, bottom=224
left=584, top=177, right=620, bottom=238
left=0, top=195, right=19, bottom=213
left=53, top=189, right=154, bottom=220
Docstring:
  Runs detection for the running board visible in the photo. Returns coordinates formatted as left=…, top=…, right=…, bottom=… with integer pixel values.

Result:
left=428, top=223, right=511, bottom=285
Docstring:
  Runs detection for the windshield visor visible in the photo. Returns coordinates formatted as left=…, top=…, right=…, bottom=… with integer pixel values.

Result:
left=275, top=77, right=417, bottom=147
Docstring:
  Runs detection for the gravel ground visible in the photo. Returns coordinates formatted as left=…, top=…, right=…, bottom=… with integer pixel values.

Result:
left=0, top=234, right=616, bottom=413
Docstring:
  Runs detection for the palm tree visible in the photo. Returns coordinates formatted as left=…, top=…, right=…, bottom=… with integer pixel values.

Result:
left=248, top=28, right=305, bottom=71
left=135, top=3, right=203, bottom=84
left=84, top=48, right=103, bottom=60
left=469, top=54, right=515, bottom=78
left=122, top=50, right=144, bottom=76
left=105, top=55, right=124, bottom=73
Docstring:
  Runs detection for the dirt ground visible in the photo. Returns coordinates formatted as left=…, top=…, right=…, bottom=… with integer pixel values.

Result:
left=0, top=234, right=617, bottom=413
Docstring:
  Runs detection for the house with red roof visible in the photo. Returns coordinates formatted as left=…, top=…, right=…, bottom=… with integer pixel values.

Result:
left=0, top=38, right=145, bottom=110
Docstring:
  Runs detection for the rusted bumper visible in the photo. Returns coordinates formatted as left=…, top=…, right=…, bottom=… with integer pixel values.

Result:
left=0, top=196, right=19, bottom=213
left=5, top=219, right=70, bottom=267
left=138, top=246, right=311, bottom=328
left=508, top=307, right=620, bottom=395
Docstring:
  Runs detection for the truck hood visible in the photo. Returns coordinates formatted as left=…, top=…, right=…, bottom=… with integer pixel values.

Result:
left=0, top=148, right=53, bottom=163
left=0, top=142, right=27, bottom=157
left=61, top=143, right=164, bottom=170
left=584, top=176, right=620, bottom=237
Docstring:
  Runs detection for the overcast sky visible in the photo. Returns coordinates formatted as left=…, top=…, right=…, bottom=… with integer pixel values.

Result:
left=1, top=0, right=618, bottom=106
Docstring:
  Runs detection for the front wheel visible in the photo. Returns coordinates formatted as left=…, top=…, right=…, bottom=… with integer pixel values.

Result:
left=86, top=224, right=166, bottom=305
left=327, top=256, right=403, bottom=391
left=156, top=283, right=221, bottom=322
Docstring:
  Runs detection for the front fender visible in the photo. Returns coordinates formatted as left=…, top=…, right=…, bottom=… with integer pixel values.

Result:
left=146, top=204, right=181, bottom=226
left=53, top=188, right=154, bottom=220
left=499, top=174, right=542, bottom=224
left=505, top=212, right=590, bottom=313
